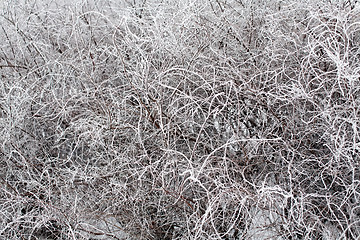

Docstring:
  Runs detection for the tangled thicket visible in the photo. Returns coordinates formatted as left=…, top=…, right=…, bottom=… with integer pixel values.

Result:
left=0, top=0, right=359, bottom=239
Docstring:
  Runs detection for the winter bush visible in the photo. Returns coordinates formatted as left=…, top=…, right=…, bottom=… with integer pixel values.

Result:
left=0, top=0, right=359, bottom=239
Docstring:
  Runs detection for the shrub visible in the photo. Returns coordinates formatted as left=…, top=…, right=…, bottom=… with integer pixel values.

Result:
left=0, top=0, right=359, bottom=239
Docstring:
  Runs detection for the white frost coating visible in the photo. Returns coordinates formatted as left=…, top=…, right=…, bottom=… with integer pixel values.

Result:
left=1, top=0, right=359, bottom=239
